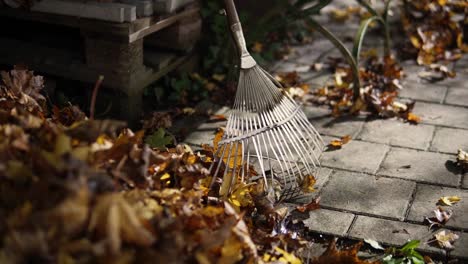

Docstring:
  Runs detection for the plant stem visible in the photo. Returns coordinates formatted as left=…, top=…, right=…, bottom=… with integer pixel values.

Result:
left=89, top=75, right=104, bottom=120
left=307, top=18, right=361, bottom=102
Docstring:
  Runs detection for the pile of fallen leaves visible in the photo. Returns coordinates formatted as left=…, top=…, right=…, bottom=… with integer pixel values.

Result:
left=0, top=68, right=380, bottom=263
left=401, top=0, right=467, bottom=65
left=310, top=55, right=420, bottom=124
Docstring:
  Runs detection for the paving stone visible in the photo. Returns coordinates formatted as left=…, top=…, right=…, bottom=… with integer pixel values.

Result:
left=321, top=140, right=389, bottom=174
left=358, top=119, right=435, bottom=150
left=184, top=130, right=217, bottom=146
left=303, top=209, right=355, bottom=236
left=407, top=184, right=468, bottom=230
left=430, top=127, right=468, bottom=154
left=378, top=148, right=460, bottom=186
left=349, top=216, right=428, bottom=246
left=445, top=87, right=468, bottom=107
left=400, top=82, right=447, bottom=103
left=303, top=106, right=366, bottom=138
left=290, top=168, right=333, bottom=203
left=320, top=170, right=416, bottom=220
left=413, top=102, right=468, bottom=130
left=464, top=175, right=468, bottom=189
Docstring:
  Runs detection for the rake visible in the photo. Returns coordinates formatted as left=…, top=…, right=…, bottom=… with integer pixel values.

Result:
left=210, top=0, right=325, bottom=200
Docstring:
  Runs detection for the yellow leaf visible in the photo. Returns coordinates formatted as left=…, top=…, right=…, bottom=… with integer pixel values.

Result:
left=274, top=247, right=302, bottom=264
left=407, top=113, right=421, bottom=124
left=160, top=173, right=171, bottom=180
left=301, top=175, right=317, bottom=193
left=439, top=196, right=461, bottom=206
left=329, top=135, right=351, bottom=148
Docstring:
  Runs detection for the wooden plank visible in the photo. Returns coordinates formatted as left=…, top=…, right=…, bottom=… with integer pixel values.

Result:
left=0, top=4, right=200, bottom=43
left=128, top=6, right=199, bottom=42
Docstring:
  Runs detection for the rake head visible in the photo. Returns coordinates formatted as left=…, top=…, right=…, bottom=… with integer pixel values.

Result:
left=210, top=65, right=325, bottom=201
left=214, top=0, right=325, bottom=201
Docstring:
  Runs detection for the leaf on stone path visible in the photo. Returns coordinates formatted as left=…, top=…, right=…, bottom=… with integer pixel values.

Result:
left=328, top=135, right=351, bottom=149
left=457, top=149, right=468, bottom=170
left=433, top=230, right=459, bottom=249
left=296, top=196, right=320, bottom=213
left=425, top=206, right=453, bottom=229
left=364, top=239, right=384, bottom=250
left=88, top=193, right=156, bottom=254
left=438, top=196, right=461, bottom=206
left=314, top=240, right=378, bottom=264
left=145, top=128, right=173, bottom=149
left=406, top=113, right=421, bottom=124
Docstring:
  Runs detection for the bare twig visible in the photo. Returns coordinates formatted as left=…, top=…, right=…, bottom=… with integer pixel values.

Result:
left=89, top=75, right=104, bottom=120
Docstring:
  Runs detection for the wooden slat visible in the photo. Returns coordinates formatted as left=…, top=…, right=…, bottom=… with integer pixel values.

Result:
left=0, top=4, right=200, bottom=43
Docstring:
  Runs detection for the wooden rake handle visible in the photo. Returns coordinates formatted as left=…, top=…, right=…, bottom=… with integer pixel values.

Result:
left=224, top=0, right=240, bottom=27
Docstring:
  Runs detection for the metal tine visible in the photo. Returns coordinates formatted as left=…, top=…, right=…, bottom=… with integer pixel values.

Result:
left=266, top=95, right=315, bottom=174
left=251, top=72, right=296, bottom=183
left=255, top=74, right=307, bottom=181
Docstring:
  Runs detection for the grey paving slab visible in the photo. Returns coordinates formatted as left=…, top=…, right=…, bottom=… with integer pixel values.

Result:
left=321, top=139, right=389, bottom=174
left=320, top=170, right=416, bottom=220
left=184, top=130, right=217, bottom=146
left=289, top=168, right=333, bottom=203
left=358, top=119, right=435, bottom=150
left=349, top=216, right=428, bottom=246
left=464, top=175, right=468, bottom=189
left=303, top=209, right=355, bottom=236
left=378, top=148, right=461, bottom=186
left=413, top=102, right=468, bottom=129
left=400, top=82, right=447, bottom=103
left=430, top=127, right=468, bottom=154
left=304, top=106, right=366, bottom=138
left=407, top=184, right=468, bottom=230
left=445, top=87, right=468, bottom=107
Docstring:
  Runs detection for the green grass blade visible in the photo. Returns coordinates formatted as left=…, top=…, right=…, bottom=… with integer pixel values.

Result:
left=352, top=16, right=384, bottom=65
left=307, top=18, right=361, bottom=102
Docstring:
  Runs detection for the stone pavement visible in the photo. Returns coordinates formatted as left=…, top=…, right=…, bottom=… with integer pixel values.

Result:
left=184, top=2, right=468, bottom=260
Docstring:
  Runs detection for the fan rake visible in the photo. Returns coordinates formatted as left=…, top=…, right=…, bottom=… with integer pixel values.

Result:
left=209, top=0, right=325, bottom=201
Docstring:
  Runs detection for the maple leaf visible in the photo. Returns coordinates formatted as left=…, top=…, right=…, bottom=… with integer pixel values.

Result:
left=432, top=230, right=459, bottom=249
left=145, top=128, right=173, bottom=149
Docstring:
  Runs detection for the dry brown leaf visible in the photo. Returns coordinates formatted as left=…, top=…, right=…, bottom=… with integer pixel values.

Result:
left=457, top=149, right=468, bottom=170
left=433, top=230, right=459, bottom=249
left=296, top=196, right=320, bottom=213
left=88, top=193, right=155, bottom=254
left=425, top=206, right=453, bottom=229
left=329, top=135, right=351, bottom=148
left=314, top=240, right=379, bottom=264
left=406, top=113, right=421, bottom=124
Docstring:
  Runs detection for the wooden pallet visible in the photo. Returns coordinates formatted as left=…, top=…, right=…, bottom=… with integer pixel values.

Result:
left=0, top=3, right=200, bottom=122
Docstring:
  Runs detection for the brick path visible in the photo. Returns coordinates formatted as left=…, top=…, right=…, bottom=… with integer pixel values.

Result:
left=184, top=2, right=468, bottom=259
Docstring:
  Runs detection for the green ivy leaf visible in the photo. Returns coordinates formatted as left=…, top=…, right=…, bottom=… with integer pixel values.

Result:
left=145, top=128, right=173, bottom=149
